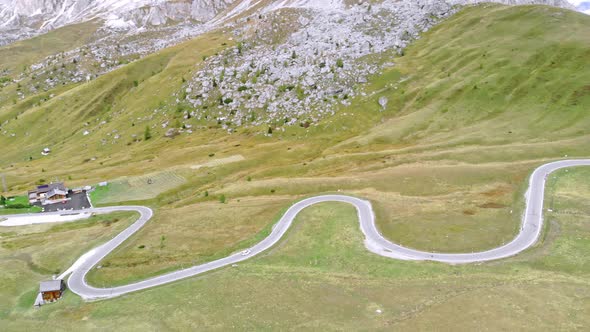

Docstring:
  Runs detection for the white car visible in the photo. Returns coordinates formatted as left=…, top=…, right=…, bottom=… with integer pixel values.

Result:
left=241, top=249, right=251, bottom=256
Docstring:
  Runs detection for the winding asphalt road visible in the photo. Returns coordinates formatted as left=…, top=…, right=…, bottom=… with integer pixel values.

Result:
left=6, top=159, right=590, bottom=300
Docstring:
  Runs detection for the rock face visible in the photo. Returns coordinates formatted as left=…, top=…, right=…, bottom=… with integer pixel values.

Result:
left=0, top=0, right=236, bottom=44
left=190, top=0, right=236, bottom=21
left=450, top=0, right=574, bottom=8
left=1, top=0, right=579, bottom=95
left=0, top=0, right=579, bottom=46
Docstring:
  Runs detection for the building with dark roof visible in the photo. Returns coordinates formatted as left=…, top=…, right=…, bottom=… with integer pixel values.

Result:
left=39, top=279, right=65, bottom=303
left=28, top=182, right=69, bottom=204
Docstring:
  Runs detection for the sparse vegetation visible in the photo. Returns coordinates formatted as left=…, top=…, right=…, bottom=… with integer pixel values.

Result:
left=144, top=126, right=151, bottom=141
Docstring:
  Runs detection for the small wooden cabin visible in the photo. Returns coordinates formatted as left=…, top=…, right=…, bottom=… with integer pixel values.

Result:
left=46, top=188, right=68, bottom=201
left=40, top=280, right=65, bottom=302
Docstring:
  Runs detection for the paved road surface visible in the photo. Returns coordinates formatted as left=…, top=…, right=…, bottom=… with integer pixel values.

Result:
left=6, top=160, right=590, bottom=300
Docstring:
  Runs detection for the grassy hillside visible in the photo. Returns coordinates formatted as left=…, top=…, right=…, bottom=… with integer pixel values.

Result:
left=0, top=4, right=588, bottom=328
left=0, top=3, right=587, bottom=271
left=1, top=168, right=589, bottom=330
left=0, top=20, right=100, bottom=73
left=326, top=3, right=590, bottom=251
left=0, top=30, right=232, bottom=190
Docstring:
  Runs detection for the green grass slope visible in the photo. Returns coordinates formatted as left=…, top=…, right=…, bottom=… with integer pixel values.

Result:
left=333, top=4, right=590, bottom=152
left=0, top=5, right=588, bottom=325
left=0, top=3, right=587, bottom=269
left=1, top=168, right=589, bottom=330
left=84, top=4, right=590, bottom=283
left=317, top=4, right=590, bottom=251
left=0, top=31, right=230, bottom=190
left=0, top=20, right=100, bottom=73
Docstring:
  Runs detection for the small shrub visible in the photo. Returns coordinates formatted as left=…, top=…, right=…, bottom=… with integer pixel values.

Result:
left=296, top=86, right=305, bottom=100
left=144, top=126, right=152, bottom=140
left=219, top=194, right=226, bottom=204
left=300, top=121, right=311, bottom=128
left=278, top=85, right=295, bottom=93
left=6, top=203, right=29, bottom=209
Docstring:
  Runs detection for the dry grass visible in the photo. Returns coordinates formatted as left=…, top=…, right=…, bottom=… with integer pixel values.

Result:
left=86, top=195, right=293, bottom=286
left=3, top=179, right=589, bottom=330
left=0, top=212, right=137, bottom=315
left=91, top=171, right=187, bottom=205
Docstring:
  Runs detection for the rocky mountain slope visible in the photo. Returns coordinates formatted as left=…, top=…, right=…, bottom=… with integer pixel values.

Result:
left=0, top=0, right=584, bottom=144
left=0, top=0, right=578, bottom=46
left=0, top=0, right=587, bottom=195
left=0, top=0, right=235, bottom=45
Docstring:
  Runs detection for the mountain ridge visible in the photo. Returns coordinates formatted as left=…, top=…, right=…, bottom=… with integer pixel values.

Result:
left=0, top=0, right=578, bottom=46
left=0, top=0, right=235, bottom=45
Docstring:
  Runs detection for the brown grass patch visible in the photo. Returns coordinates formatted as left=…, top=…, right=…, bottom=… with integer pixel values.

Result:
left=478, top=202, right=507, bottom=209
left=462, top=209, right=476, bottom=215
left=481, top=185, right=512, bottom=198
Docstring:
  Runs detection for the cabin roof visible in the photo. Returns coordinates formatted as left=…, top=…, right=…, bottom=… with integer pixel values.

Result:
left=31, top=183, right=67, bottom=195
left=46, top=188, right=68, bottom=198
left=40, top=280, right=63, bottom=292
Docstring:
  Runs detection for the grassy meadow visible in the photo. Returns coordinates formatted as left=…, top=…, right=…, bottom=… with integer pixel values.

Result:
left=0, top=167, right=588, bottom=330
left=0, top=195, right=42, bottom=215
